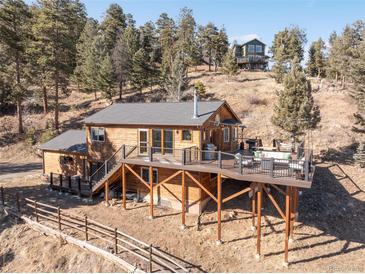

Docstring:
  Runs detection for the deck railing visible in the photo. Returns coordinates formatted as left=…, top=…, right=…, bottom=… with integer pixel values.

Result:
left=123, top=145, right=314, bottom=181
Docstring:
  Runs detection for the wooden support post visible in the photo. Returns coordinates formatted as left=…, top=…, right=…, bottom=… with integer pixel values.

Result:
left=290, top=187, right=298, bottom=240
left=85, top=216, right=88, bottom=241
left=59, top=174, right=63, bottom=189
left=77, top=177, right=81, bottom=197
left=50, top=173, right=53, bottom=188
left=68, top=176, right=72, bottom=189
left=149, top=166, right=154, bottom=219
left=284, top=186, right=291, bottom=266
left=1, top=187, right=4, bottom=206
left=218, top=151, right=222, bottom=168
left=251, top=184, right=256, bottom=230
left=122, top=164, right=126, bottom=210
left=58, top=206, right=61, bottom=231
left=239, top=154, right=243, bottom=174
left=114, top=228, right=118, bottom=254
left=181, top=171, right=186, bottom=229
left=217, top=173, right=222, bottom=244
left=256, top=183, right=262, bottom=259
left=149, top=244, right=153, bottom=273
left=105, top=182, right=110, bottom=206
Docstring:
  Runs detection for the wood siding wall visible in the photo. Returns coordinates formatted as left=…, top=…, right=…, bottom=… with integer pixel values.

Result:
left=43, top=151, right=86, bottom=177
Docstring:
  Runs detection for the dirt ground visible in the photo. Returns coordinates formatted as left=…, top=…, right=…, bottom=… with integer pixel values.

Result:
left=0, top=211, right=122, bottom=272
left=1, top=160, right=364, bottom=273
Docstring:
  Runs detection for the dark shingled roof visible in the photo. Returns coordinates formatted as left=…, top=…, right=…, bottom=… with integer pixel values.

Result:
left=84, top=101, right=226, bottom=126
left=39, top=130, right=87, bottom=154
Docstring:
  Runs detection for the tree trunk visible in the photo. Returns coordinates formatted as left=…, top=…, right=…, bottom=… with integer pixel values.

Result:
left=208, top=56, right=211, bottom=72
left=54, top=73, right=59, bottom=132
left=15, top=53, right=23, bottom=134
left=94, top=90, right=97, bottom=100
left=17, top=98, right=23, bottom=134
left=119, top=80, right=123, bottom=100
left=43, top=85, right=48, bottom=114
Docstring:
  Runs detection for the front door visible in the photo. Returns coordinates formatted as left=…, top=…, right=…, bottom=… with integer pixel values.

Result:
left=139, top=129, right=149, bottom=155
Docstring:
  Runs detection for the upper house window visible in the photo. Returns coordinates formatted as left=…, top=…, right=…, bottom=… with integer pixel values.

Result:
left=182, top=130, right=192, bottom=141
left=248, top=44, right=255, bottom=53
left=256, top=45, right=263, bottom=53
left=91, top=127, right=105, bottom=142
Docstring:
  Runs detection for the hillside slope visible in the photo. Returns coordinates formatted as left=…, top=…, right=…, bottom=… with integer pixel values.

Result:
left=0, top=69, right=358, bottom=164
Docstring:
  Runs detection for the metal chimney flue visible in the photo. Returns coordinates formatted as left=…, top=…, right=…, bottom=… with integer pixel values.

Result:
left=193, top=89, right=198, bottom=119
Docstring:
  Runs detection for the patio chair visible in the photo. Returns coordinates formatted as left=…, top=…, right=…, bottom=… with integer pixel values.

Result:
left=234, top=153, right=254, bottom=167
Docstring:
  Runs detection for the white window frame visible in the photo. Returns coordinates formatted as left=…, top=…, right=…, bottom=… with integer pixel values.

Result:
left=223, top=128, right=230, bottom=143
left=233, top=127, right=238, bottom=141
left=140, top=167, right=158, bottom=184
left=256, top=45, right=263, bottom=53
left=91, top=127, right=105, bottom=142
left=248, top=44, right=255, bottom=53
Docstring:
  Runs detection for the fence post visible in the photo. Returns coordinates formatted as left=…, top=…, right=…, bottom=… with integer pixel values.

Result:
left=114, top=228, right=118, bottom=254
left=85, top=216, right=88, bottom=241
left=149, top=244, right=153, bottom=273
left=304, top=160, right=309, bottom=181
left=68, top=176, right=72, bottom=189
left=239, top=154, right=243, bottom=174
left=50, top=172, right=53, bottom=188
left=218, top=151, right=222, bottom=169
left=78, top=177, right=82, bottom=197
left=58, top=206, right=61, bottom=231
left=0, top=187, right=4, bottom=206
left=16, top=193, right=20, bottom=213
left=269, top=158, right=274, bottom=177
left=34, top=200, right=39, bottom=222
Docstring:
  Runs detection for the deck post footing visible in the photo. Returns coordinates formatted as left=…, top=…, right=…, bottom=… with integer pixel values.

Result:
left=251, top=225, right=256, bottom=231
left=255, top=254, right=261, bottom=261
left=148, top=215, right=154, bottom=220
left=180, top=224, right=187, bottom=230
left=282, top=261, right=289, bottom=268
left=289, top=237, right=294, bottom=244
left=215, top=240, right=223, bottom=245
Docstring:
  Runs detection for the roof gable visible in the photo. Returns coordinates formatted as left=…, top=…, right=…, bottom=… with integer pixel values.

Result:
left=242, top=38, right=266, bottom=46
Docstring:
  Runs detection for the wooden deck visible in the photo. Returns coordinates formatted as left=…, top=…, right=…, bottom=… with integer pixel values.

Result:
left=121, top=153, right=313, bottom=189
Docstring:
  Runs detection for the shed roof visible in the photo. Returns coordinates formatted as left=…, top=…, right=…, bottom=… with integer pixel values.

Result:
left=39, top=130, right=87, bottom=154
left=83, top=101, right=234, bottom=126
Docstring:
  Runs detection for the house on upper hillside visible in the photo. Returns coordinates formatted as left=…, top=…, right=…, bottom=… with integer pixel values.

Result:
left=233, top=38, right=269, bottom=70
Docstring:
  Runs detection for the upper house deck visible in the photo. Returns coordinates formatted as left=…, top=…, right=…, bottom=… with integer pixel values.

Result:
left=90, top=144, right=315, bottom=190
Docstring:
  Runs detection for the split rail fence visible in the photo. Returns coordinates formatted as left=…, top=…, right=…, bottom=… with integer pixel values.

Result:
left=0, top=187, right=191, bottom=273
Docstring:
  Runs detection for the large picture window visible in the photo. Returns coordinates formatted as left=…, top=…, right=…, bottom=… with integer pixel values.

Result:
left=248, top=44, right=255, bottom=53
left=256, top=45, right=263, bottom=53
left=223, top=128, right=230, bottom=143
left=181, top=130, right=192, bottom=141
left=141, top=167, right=158, bottom=184
left=91, top=127, right=105, bottom=142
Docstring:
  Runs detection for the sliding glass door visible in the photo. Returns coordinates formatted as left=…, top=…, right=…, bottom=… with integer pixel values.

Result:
left=163, top=129, right=173, bottom=154
left=152, top=129, right=162, bottom=154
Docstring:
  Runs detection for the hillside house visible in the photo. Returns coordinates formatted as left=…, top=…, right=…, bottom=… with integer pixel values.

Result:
left=233, top=38, right=269, bottom=70
left=40, top=93, right=314, bottom=265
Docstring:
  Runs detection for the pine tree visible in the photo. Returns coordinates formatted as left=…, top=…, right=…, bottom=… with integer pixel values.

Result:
left=0, top=0, right=32, bottom=133
left=74, top=18, right=98, bottom=91
left=197, top=23, right=219, bottom=71
left=272, top=57, right=320, bottom=146
left=163, top=52, right=188, bottom=101
left=130, top=49, right=150, bottom=93
left=349, top=36, right=365, bottom=133
left=31, top=0, right=86, bottom=131
left=212, top=27, right=229, bottom=71
left=221, top=48, right=239, bottom=78
left=271, top=26, right=307, bottom=83
left=97, top=54, right=115, bottom=101
left=306, top=38, right=326, bottom=78
left=99, top=3, right=126, bottom=52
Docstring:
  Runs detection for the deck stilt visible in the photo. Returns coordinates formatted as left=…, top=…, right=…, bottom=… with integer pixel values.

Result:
left=217, top=173, right=222, bottom=244
left=290, top=186, right=298, bottom=240
left=256, top=183, right=262, bottom=258
left=181, top=171, right=186, bottom=228
left=284, top=186, right=291, bottom=265
left=122, top=164, right=126, bottom=210
left=251, top=183, right=256, bottom=230
left=149, top=166, right=154, bottom=219
left=105, top=181, right=109, bottom=206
